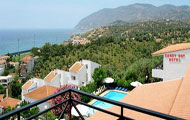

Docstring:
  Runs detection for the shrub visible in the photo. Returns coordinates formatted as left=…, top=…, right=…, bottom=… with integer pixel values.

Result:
left=51, top=85, right=81, bottom=116
left=80, top=82, right=97, bottom=103
left=92, top=67, right=107, bottom=87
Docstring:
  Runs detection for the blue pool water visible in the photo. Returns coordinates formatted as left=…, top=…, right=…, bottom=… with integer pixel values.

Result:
left=89, top=91, right=127, bottom=115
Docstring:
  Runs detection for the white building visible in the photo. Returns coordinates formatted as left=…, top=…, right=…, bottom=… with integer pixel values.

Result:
left=0, top=56, right=10, bottom=61
left=0, top=56, right=10, bottom=76
left=0, top=68, right=4, bottom=76
left=21, top=78, right=45, bottom=101
left=20, top=56, right=34, bottom=77
left=152, top=43, right=190, bottom=81
left=21, top=60, right=100, bottom=111
left=0, top=60, right=6, bottom=69
left=23, top=85, right=57, bottom=111
left=0, top=75, right=13, bottom=86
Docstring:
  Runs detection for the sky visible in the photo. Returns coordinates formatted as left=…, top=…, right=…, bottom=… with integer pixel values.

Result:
left=0, top=0, right=190, bottom=29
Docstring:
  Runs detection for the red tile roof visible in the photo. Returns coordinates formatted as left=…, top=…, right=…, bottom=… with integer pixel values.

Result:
left=21, top=56, right=32, bottom=62
left=34, top=56, right=39, bottom=59
left=44, top=72, right=57, bottom=82
left=169, top=65, right=190, bottom=118
left=0, top=60, right=6, bottom=64
left=0, top=94, right=4, bottom=100
left=0, top=97, right=20, bottom=108
left=0, top=56, right=10, bottom=59
left=9, top=61, right=19, bottom=65
left=88, top=65, right=190, bottom=120
left=152, top=43, right=190, bottom=56
left=69, top=62, right=84, bottom=73
left=24, top=85, right=57, bottom=101
left=22, top=80, right=34, bottom=91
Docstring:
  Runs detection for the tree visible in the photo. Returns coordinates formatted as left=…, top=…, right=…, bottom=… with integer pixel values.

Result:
left=80, top=82, right=97, bottom=103
left=2, top=68, right=9, bottom=76
left=2, top=106, right=17, bottom=120
left=92, top=67, right=107, bottom=87
left=31, top=47, right=40, bottom=56
left=10, top=76, right=22, bottom=99
left=0, top=85, right=5, bottom=94
left=41, top=43, right=51, bottom=59
left=20, top=100, right=40, bottom=119
left=51, top=85, right=81, bottom=117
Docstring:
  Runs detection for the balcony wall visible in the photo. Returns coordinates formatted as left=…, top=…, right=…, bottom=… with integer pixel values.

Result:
left=152, top=69, right=164, bottom=79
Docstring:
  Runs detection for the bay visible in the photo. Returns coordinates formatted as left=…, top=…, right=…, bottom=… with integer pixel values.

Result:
left=0, top=29, right=78, bottom=55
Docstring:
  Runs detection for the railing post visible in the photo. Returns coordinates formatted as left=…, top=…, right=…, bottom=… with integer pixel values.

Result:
left=69, top=90, right=72, bottom=120
left=17, top=112, right=20, bottom=120
left=120, top=106, right=123, bottom=120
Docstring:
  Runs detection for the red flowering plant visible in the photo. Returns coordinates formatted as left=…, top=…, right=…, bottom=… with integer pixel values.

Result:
left=51, top=85, right=81, bottom=116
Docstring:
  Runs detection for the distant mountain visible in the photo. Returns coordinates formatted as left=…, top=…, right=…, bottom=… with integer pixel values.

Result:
left=75, top=4, right=190, bottom=30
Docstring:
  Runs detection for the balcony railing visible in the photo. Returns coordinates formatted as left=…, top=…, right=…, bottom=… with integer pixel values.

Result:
left=0, top=88, right=185, bottom=120
left=154, top=63, right=163, bottom=70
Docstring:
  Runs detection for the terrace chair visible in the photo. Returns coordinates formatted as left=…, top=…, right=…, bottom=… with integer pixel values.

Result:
left=121, top=88, right=125, bottom=91
left=118, top=87, right=122, bottom=90
left=124, top=88, right=128, bottom=92
left=115, top=86, right=119, bottom=89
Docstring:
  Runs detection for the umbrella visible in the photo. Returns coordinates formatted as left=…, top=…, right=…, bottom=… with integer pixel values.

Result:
left=104, top=77, right=114, bottom=83
left=130, top=81, right=142, bottom=87
left=71, top=104, right=89, bottom=117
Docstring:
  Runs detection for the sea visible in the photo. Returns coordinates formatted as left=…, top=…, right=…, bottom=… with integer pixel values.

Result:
left=0, top=29, right=80, bottom=55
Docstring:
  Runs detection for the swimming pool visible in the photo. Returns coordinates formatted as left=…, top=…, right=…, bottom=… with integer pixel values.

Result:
left=89, top=91, right=127, bottom=115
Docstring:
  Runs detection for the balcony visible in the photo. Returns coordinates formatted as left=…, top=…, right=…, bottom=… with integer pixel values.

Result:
left=0, top=88, right=184, bottom=120
left=152, top=69, right=164, bottom=79
left=152, top=63, right=163, bottom=79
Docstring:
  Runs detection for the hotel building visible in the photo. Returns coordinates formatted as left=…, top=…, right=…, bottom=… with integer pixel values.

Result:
left=152, top=43, right=190, bottom=81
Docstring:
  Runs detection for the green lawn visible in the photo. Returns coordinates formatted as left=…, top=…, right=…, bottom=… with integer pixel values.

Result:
left=12, top=53, right=32, bottom=62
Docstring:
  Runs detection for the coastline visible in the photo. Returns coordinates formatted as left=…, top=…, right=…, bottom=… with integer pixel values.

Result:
left=0, top=29, right=83, bottom=56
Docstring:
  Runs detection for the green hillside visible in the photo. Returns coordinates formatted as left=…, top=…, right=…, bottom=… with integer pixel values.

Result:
left=31, top=20, right=190, bottom=88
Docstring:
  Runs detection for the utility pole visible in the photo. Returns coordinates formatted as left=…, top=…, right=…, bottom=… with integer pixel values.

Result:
left=17, top=38, right=20, bottom=58
left=34, top=34, right=36, bottom=47
left=56, top=37, right=57, bottom=44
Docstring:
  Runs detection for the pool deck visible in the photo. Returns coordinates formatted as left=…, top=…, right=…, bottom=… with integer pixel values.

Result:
left=88, top=89, right=129, bottom=105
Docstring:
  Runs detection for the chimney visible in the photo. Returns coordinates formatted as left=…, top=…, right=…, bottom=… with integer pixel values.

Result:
left=80, top=58, right=82, bottom=65
left=6, top=88, right=8, bottom=98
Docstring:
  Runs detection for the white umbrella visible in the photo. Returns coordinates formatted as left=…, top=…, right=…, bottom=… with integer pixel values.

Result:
left=71, top=104, right=89, bottom=117
left=104, top=77, right=114, bottom=83
left=130, top=81, right=142, bottom=87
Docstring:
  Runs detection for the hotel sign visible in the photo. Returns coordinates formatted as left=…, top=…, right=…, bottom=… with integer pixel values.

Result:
left=165, top=54, right=185, bottom=62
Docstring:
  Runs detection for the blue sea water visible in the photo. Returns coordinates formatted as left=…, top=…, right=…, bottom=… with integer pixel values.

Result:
left=0, top=29, right=78, bottom=55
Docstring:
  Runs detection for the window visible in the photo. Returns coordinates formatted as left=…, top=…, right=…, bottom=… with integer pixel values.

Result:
left=86, top=65, right=88, bottom=69
left=82, top=82, right=84, bottom=84
left=72, top=76, right=76, bottom=80
left=86, top=73, right=88, bottom=82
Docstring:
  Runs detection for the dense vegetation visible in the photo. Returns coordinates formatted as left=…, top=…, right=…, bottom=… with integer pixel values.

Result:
left=32, top=21, right=190, bottom=89
left=80, top=20, right=190, bottom=43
